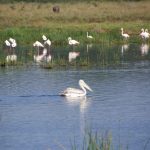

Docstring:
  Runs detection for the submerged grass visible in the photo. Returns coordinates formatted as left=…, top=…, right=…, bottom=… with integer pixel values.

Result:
left=0, top=2, right=150, bottom=45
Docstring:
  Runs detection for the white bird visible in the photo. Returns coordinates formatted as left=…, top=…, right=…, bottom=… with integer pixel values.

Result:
left=44, top=39, right=51, bottom=46
left=12, top=42, right=17, bottom=48
left=5, top=40, right=11, bottom=47
left=33, top=41, right=44, bottom=47
left=144, top=29, right=150, bottom=39
left=5, top=38, right=17, bottom=51
left=140, top=28, right=145, bottom=39
left=121, top=28, right=130, bottom=39
left=87, top=32, right=93, bottom=39
left=68, top=37, right=79, bottom=45
left=59, top=80, right=92, bottom=97
left=9, top=38, right=16, bottom=44
left=42, top=35, right=47, bottom=41
left=140, top=28, right=150, bottom=40
left=140, top=44, right=149, bottom=56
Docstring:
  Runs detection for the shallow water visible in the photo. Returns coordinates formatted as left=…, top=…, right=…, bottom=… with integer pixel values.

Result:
left=0, top=43, right=150, bottom=150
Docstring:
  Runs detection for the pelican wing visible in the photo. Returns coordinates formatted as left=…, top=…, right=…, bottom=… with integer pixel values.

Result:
left=60, top=88, right=84, bottom=96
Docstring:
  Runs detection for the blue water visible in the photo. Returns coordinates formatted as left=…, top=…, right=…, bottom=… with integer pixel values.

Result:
left=0, top=44, right=150, bottom=150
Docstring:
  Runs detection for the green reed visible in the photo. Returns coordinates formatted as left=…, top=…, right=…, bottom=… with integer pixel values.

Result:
left=0, top=21, right=150, bottom=46
left=71, top=130, right=112, bottom=150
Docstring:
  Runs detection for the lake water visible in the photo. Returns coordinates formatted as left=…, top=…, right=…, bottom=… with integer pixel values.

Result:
left=0, top=43, right=150, bottom=150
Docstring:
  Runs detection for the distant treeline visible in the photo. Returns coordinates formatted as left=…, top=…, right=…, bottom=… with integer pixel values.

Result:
left=0, top=0, right=148, bottom=3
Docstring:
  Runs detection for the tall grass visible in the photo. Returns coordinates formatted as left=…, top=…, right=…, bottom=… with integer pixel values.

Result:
left=0, top=2, right=150, bottom=44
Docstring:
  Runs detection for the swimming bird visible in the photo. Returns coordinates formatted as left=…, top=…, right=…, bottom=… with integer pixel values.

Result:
left=87, top=32, right=93, bottom=39
left=68, top=37, right=79, bottom=45
left=121, top=28, right=130, bottom=40
left=59, top=80, right=92, bottom=97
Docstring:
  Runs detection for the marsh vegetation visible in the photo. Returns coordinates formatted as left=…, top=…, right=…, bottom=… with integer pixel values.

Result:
left=0, top=1, right=150, bottom=44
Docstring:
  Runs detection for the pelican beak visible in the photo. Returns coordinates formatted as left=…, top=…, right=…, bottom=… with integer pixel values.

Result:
left=83, top=82, right=93, bottom=92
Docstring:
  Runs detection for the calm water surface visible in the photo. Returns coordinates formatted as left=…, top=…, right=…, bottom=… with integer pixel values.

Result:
left=0, top=44, right=150, bottom=150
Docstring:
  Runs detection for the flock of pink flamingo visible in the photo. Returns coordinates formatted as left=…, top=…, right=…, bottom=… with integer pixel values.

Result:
left=3, top=29, right=150, bottom=63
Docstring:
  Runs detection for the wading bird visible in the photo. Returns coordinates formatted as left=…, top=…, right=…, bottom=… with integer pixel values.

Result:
left=68, top=37, right=79, bottom=45
left=121, top=28, right=130, bottom=40
left=5, top=38, right=17, bottom=63
left=33, top=41, right=44, bottom=48
left=140, top=28, right=145, bottom=39
left=42, top=35, right=47, bottom=41
left=59, top=80, right=92, bottom=97
left=144, top=29, right=150, bottom=39
left=87, top=32, right=93, bottom=39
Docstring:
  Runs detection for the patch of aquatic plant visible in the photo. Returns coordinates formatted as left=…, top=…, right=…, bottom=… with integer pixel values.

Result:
left=71, top=130, right=112, bottom=150
left=40, top=62, right=53, bottom=69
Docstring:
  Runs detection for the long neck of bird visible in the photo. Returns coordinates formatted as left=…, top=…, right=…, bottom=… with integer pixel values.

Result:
left=121, top=29, right=124, bottom=35
left=80, top=83, right=86, bottom=95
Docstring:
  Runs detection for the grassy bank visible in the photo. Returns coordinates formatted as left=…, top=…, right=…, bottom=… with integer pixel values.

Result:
left=0, top=1, right=150, bottom=45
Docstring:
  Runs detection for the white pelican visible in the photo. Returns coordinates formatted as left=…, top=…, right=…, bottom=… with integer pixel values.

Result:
left=68, top=37, right=79, bottom=45
left=121, top=28, right=130, bottom=39
left=59, top=80, right=92, bottom=97
left=87, top=32, right=93, bottom=39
